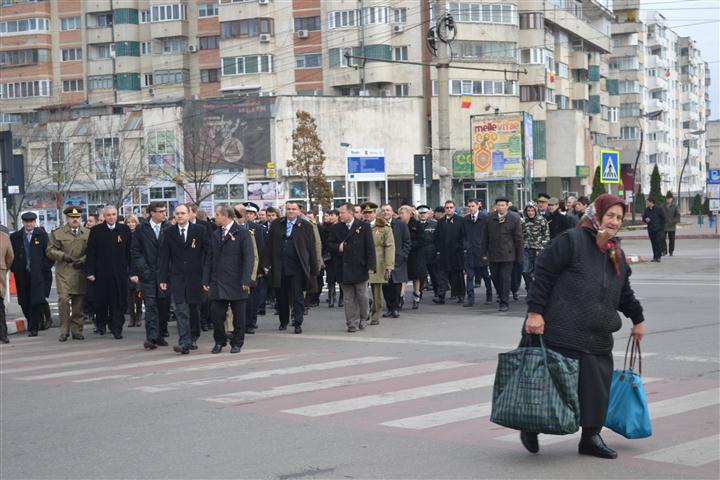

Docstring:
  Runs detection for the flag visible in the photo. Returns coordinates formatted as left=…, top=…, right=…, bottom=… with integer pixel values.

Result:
left=549, top=70, right=556, bottom=83
left=665, top=68, right=671, bottom=78
left=461, top=96, right=472, bottom=109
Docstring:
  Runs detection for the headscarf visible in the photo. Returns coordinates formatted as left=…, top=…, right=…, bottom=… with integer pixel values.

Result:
left=578, top=194, right=626, bottom=276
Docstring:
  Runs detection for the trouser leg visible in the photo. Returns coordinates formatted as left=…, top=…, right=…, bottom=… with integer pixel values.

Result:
left=70, top=294, right=84, bottom=335
left=511, top=262, right=523, bottom=294
left=465, top=265, right=476, bottom=303
left=341, top=283, right=358, bottom=328
left=356, top=281, right=369, bottom=327
left=143, top=295, right=159, bottom=342
left=94, top=304, right=108, bottom=333
left=436, top=268, right=449, bottom=297
left=290, top=274, right=305, bottom=326
left=229, top=300, right=246, bottom=348
left=278, top=276, right=291, bottom=327
left=108, top=305, right=125, bottom=336
left=211, top=301, right=228, bottom=346
left=246, top=288, right=257, bottom=330
left=371, top=284, right=383, bottom=321
left=382, top=282, right=398, bottom=310
left=449, top=270, right=465, bottom=299
left=0, top=295, right=7, bottom=340
left=174, top=301, right=192, bottom=349
left=481, top=265, right=492, bottom=297
left=668, top=231, right=676, bottom=255
left=158, top=296, right=170, bottom=336
left=188, top=303, right=200, bottom=340
left=491, top=262, right=512, bottom=306
left=427, top=263, right=439, bottom=295
left=255, top=276, right=268, bottom=314
left=58, top=293, right=72, bottom=336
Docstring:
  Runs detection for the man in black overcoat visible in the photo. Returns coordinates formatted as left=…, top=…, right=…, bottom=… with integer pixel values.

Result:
left=10, top=212, right=53, bottom=336
left=462, top=199, right=493, bottom=306
left=380, top=204, right=410, bottom=317
left=85, top=206, right=133, bottom=339
left=262, top=201, right=318, bottom=334
left=236, top=202, right=264, bottom=334
left=433, top=200, right=465, bottom=304
left=159, top=204, right=209, bottom=354
left=187, top=202, right=214, bottom=331
left=202, top=205, right=254, bottom=354
left=643, top=198, right=666, bottom=262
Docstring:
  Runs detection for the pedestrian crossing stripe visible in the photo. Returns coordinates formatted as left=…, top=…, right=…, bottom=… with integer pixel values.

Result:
left=635, top=434, right=720, bottom=467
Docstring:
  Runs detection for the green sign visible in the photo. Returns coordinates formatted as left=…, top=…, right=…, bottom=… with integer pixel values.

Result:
left=452, top=150, right=474, bottom=178
left=576, top=166, right=590, bottom=177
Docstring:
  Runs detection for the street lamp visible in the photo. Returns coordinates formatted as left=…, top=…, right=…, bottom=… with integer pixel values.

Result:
left=678, top=129, right=706, bottom=212
left=630, top=110, right=664, bottom=225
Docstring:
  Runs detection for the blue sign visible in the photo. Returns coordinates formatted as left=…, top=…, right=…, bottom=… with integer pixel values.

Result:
left=708, top=169, right=720, bottom=184
left=600, top=149, right=621, bottom=184
left=346, top=148, right=386, bottom=181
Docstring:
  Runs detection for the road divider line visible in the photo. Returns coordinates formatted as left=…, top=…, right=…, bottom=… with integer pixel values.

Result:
left=635, top=434, right=720, bottom=467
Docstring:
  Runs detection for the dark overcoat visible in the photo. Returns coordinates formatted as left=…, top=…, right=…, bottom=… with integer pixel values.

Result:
left=462, top=212, right=490, bottom=269
left=327, top=220, right=376, bottom=285
left=435, top=214, right=465, bottom=271
left=202, top=222, right=254, bottom=301
left=388, top=218, right=410, bottom=283
left=406, top=217, right=427, bottom=280
left=10, top=228, right=53, bottom=305
left=159, top=222, right=209, bottom=305
left=85, top=223, right=132, bottom=308
left=262, top=217, right=319, bottom=293
left=131, top=221, right=170, bottom=298
left=421, top=218, right=438, bottom=264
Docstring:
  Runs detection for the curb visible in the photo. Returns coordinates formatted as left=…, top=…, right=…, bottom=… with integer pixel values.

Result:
left=6, top=318, right=26, bottom=335
left=621, top=234, right=720, bottom=240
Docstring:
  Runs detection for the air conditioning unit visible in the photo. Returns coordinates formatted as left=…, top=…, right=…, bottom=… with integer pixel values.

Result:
left=187, top=45, right=197, bottom=53
left=148, top=88, right=155, bottom=97
left=258, top=0, right=269, bottom=4
left=259, top=34, right=271, bottom=43
left=297, top=29, right=309, bottom=39
left=393, top=24, right=404, bottom=33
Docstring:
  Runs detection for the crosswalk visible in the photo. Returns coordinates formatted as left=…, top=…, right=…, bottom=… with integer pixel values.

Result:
left=1, top=337, right=718, bottom=472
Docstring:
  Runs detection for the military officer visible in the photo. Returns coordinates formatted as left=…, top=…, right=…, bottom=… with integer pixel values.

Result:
left=46, top=206, right=89, bottom=341
left=361, top=202, right=395, bottom=326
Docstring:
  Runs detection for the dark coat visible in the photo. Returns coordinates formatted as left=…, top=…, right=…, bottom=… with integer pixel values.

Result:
left=526, top=228, right=645, bottom=354
left=85, top=223, right=132, bottom=308
left=131, top=221, right=170, bottom=298
left=435, top=214, right=465, bottom=271
left=548, top=210, right=575, bottom=239
left=321, top=222, right=340, bottom=281
left=406, top=217, right=427, bottom=280
left=246, top=220, right=265, bottom=278
left=262, top=217, right=319, bottom=292
left=480, top=211, right=523, bottom=264
left=159, top=223, right=209, bottom=305
left=421, top=218, right=438, bottom=264
left=202, top=222, right=254, bottom=301
left=389, top=218, right=411, bottom=283
left=327, top=220, right=376, bottom=285
left=643, top=205, right=666, bottom=233
left=462, top=211, right=490, bottom=268
left=10, top=228, right=53, bottom=305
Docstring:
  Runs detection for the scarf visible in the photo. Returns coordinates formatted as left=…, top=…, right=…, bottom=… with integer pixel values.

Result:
left=577, top=194, right=626, bottom=277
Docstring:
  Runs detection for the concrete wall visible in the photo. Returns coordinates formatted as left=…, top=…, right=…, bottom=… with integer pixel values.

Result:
left=546, top=109, right=585, bottom=177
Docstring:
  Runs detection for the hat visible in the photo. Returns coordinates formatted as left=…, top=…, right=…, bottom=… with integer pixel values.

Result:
left=417, top=205, right=430, bottom=213
left=20, top=211, right=37, bottom=221
left=63, top=206, right=83, bottom=218
left=434, top=206, right=445, bottom=213
left=243, top=202, right=259, bottom=213
left=495, top=196, right=510, bottom=204
left=548, top=197, right=559, bottom=205
left=536, top=193, right=550, bottom=202
left=360, top=201, right=378, bottom=213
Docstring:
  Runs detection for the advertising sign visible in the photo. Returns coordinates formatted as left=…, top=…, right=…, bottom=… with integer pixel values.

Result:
left=523, top=113, right=534, bottom=179
left=452, top=150, right=474, bottom=178
left=600, top=149, right=621, bottom=184
left=708, top=169, right=720, bottom=185
left=470, top=114, right=524, bottom=181
left=346, top=148, right=386, bottom=181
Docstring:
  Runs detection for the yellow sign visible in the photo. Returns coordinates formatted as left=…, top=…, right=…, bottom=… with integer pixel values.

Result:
left=470, top=115, right=524, bottom=180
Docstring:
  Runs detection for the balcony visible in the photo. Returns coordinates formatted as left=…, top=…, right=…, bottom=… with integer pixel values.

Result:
left=543, top=3, right=611, bottom=53
left=151, top=20, right=188, bottom=39
left=647, top=97, right=668, bottom=112
left=572, top=82, right=589, bottom=100
left=647, top=33, right=668, bottom=48
left=570, top=51, right=588, bottom=70
left=87, top=58, right=114, bottom=76
left=646, top=54, right=668, bottom=69
left=85, top=0, right=112, bottom=13
left=86, top=26, right=113, bottom=44
left=682, top=110, right=699, bottom=122
left=646, top=75, right=667, bottom=91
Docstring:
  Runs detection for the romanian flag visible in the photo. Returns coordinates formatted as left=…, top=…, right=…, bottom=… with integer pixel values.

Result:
left=665, top=68, right=671, bottom=78
left=549, top=70, right=555, bottom=83
left=461, top=96, right=472, bottom=109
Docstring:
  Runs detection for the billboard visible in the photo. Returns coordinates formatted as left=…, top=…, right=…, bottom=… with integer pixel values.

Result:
left=346, top=148, right=386, bottom=181
left=182, top=97, right=273, bottom=170
left=470, top=114, right=525, bottom=181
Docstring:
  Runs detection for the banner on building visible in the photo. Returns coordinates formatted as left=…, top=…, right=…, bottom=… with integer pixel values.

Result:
left=63, top=193, right=89, bottom=210
left=452, top=150, right=474, bottom=178
left=470, top=114, right=525, bottom=181
left=182, top=97, right=273, bottom=170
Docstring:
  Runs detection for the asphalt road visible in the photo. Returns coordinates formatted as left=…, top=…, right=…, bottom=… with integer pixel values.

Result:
left=1, top=238, right=718, bottom=480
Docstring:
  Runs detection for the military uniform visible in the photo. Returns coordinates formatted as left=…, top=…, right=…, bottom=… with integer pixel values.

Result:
left=367, top=211, right=395, bottom=324
left=46, top=207, right=89, bottom=340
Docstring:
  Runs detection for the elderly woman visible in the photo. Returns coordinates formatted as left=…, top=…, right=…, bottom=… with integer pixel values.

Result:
left=125, top=214, right=143, bottom=328
left=399, top=205, right=426, bottom=309
left=522, top=194, right=645, bottom=459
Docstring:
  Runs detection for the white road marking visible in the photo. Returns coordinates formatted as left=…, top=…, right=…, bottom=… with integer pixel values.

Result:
left=256, top=333, right=517, bottom=350
left=631, top=282, right=720, bottom=287
left=15, top=349, right=268, bottom=380
left=135, top=356, right=397, bottom=393
left=205, top=361, right=471, bottom=404
left=635, top=435, right=720, bottom=467
left=0, top=346, right=140, bottom=365
left=283, top=375, right=496, bottom=417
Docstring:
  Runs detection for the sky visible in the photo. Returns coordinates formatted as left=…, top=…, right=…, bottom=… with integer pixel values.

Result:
left=641, top=0, right=720, bottom=120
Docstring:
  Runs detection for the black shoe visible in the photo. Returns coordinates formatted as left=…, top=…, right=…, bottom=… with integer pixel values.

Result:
left=512, top=292, right=519, bottom=301
left=230, top=345, right=242, bottom=354
left=59, top=335, right=68, bottom=342
left=669, top=252, right=673, bottom=256
left=0, top=337, right=9, bottom=344
left=399, top=297, right=405, bottom=310
left=200, top=323, right=209, bottom=332
left=246, top=327, right=256, bottom=334
left=520, top=431, right=539, bottom=454
left=431, top=296, right=445, bottom=304
left=279, top=324, right=287, bottom=331
left=144, top=341, right=158, bottom=350
left=189, top=342, right=198, bottom=350
left=211, top=344, right=223, bottom=354
left=337, top=300, right=344, bottom=308
left=499, top=303, right=509, bottom=312
left=294, top=325, right=302, bottom=334
left=28, top=331, right=38, bottom=337
left=382, top=310, right=392, bottom=318
left=578, top=434, right=617, bottom=459
left=391, top=310, right=400, bottom=318
left=155, top=338, right=169, bottom=347
left=113, top=333, right=123, bottom=340
left=456, top=297, right=464, bottom=304
left=463, top=301, right=474, bottom=307
left=485, top=295, right=493, bottom=305
left=358, top=323, right=365, bottom=330
left=72, top=334, right=84, bottom=340
left=173, top=345, right=190, bottom=355
left=347, top=326, right=357, bottom=333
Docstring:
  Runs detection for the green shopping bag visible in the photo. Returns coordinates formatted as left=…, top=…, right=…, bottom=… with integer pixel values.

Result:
left=491, top=335, right=580, bottom=435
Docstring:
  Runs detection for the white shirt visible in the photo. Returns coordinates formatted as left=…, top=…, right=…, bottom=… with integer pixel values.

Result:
left=106, top=223, right=116, bottom=230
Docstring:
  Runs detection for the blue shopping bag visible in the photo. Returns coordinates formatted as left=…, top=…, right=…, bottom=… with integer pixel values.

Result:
left=605, top=337, right=652, bottom=439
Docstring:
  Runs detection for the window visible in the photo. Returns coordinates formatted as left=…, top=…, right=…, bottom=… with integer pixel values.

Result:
left=447, top=3, right=517, bottom=25
left=140, top=10, right=150, bottom=23
left=557, top=62, right=569, bottom=78
left=154, top=69, right=189, bottom=84
left=618, top=80, right=640, bottom=94
left=328, top=10, right=359, bottom=29
left=620, top=127, right=640, bottom=140
left=395, top=83, right=409, bottom=96
left=198, top=3, right=218, bottom=17
left=441, top=79, right=516, bottom=96
left=0, top=48, right=49, bottom=67
left=556, top=95, right=569, bottom=109
left=90, top=43, right=115, bottom=59
left=294, top=16, right=321, bottom=32
left=200, top=68, right=219, bottom=83
left=520, top=48, right=544, bottom=64
left=161, top=37, right=187, bottom=53
left=609, top=56, right=639, bottom=71
left=147, top=130, right=176, bottom=166
left=0, top=79, right=52, bottom=98
left=454, top=41, right=516, bottom=61
left=115, top=40, right=140, bottom=57
left=609, top=107, right=618, bottom=123
left=572, top=99, right=587, bottom=112
left=0, top=18, right=50, bottom=35
left=619, top=103, right=640, bottom=118
left=88, top=75, right=113, bottom=90
left=61, top=17, right=80, bottom=31
left=363, top=6, right=388, bottom=25
left=199, top=36, right=219, bottom=50
left=61, top=48, right=82, bottom=61
left=519, top=13, right=543, bottom=29
left=50, top=142, right=69, bottom=177
left=151, top=4, right=188, bottom=22
left=221, top=18, right=274, bottom=38
left=94, top=137, right=119, bottom=179
left=141, top=41, right=152, bottom=55
left=213, top=184, right=244, bottom=201
left=295, top=53, right=321, bottom=69
left=222, top=55, right=273, bottom=75
left=62, top=79, right=83, bottom=92
left=0, top=113, right=22, bottom=124
left=92, top=13, right=113, bottom=28
left=520, top=85, right=546, bottom=102
left=393, top=46, right=408, bottom=61
left=142, top=73, right=153, bottom=87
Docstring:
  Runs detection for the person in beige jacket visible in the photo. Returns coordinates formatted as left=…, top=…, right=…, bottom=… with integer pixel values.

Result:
left=1, top=229, right=14, bottom=343
left=361, top=202, right=395, bottom=325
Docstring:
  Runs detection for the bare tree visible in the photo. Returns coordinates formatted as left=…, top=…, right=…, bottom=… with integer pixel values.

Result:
left=288, top=110, right=333, bottom=210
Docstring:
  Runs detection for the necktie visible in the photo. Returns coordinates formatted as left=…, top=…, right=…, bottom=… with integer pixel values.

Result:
left=223, top=227, right=228, bottom=237
left=472, top=215, right=477, bottom=223
left=72, top=229, right=78, bottom=236
left=154, top=224, right=160, bottom=239
left=180, top=228, right=185, bottom=242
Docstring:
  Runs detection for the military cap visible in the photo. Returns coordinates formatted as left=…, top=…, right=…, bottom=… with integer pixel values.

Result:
left=495, top=196, right=510, bottom=204
left=360, top=201, right=378, bottom=213
left=417, top=205, right=430, bottom=213
left=536, top=193, right=550, bottom=202
left=547, top=197, right=559, bottom=205
left=20, top=211, right=37, bottom=221
left=243, top=201, right=259, bottom=213
left=63, top=206, right=83, bottom=217
left=433, top=206, right=445, bottom=213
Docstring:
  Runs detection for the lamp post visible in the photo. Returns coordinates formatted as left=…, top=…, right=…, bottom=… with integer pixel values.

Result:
left=631, top=110, right=664, bottom=225
left=678, top=129, right=706, bottom=213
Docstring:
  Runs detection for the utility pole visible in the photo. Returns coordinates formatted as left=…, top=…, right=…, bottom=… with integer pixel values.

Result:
left=434, top=2, right=453, bottom=203
left=359, top=0, right=366, bottom=94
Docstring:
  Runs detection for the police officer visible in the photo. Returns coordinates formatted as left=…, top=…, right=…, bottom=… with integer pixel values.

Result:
left=46, top=207, right=89, bottom=341
left=417, top=205, right=438, bottom=297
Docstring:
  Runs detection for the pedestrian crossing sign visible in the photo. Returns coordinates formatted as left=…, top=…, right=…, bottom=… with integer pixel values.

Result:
left=600, top=149, right=621, bottom=184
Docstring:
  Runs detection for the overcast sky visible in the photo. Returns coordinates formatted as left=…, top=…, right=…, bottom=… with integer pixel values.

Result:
left=640, top=0, right=720, bottom=120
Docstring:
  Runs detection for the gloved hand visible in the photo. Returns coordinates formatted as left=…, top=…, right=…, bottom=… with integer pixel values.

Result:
left=384, top=269, right=393, bottom=281
left=63, top=254, right=75, bottom=263
left=72, top=260, right=84, bottom=269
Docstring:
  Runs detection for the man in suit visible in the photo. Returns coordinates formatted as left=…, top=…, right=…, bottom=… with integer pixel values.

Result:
left=379, top=204, right=410, bottom=318
left=85, top=206, right=133, bottom=338
left=433, top=200, right=465, bottom=304
left=328, top=202, right=376, bottom=332
left=46, top=206, right=89, bottom=341
left=203, top=205, right=254, bottom=354
left=462, top=199, right=493, bottom=307
left=160, top=204, right=209, bottom=354
left=643, top=198, right=666, bottom=262
left=10, top=212, right=53, bottom=337
left=262, top=201, right=318, bottom=334
left=0, top=229, right=14, bottom=343
left=187, top=202, right=213, bottom=332
left=131, top=202, right=170, bottom=349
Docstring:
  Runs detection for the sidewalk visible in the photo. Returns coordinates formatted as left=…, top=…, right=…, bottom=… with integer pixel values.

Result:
left=621, top=215, right=719, bottom=240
